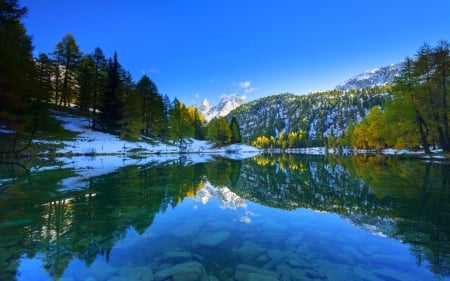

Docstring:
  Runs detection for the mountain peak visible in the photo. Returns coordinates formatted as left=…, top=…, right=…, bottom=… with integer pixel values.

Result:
left=195, top=95, right=245, bottom=121
left=197, top=98, right=212, bottom=113
left=336, top=63, right=404, bottom=91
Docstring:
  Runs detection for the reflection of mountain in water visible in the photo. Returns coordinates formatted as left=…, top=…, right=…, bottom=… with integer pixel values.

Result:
left=232, top=154, right=450, bottom=277
left=193, top=180, right=246, bottom=209
left=0, top=155, right=449, bottom=279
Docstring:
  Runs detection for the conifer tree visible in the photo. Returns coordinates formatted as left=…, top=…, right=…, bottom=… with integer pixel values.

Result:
left=206, top=118, right=218, bottom=143
left=168, top=99, right=194, bottom=149
left=209, top=117, right=231, bottom=145
left=432, top=41, right=450, bottom=150
left=36, top=53, right=54, bottom=103
left=55, top=33, right=81, bottom=107
left=101, top=52, right=124, bottom=133
left=78, top=55, right=96, bottom=114
left=89, top=47, right=108, bottom=129
left=160, top=94, right=172, bottom=141
left=121, top=72, right=143, bottom=140
left=229, top=116, right=241, bottom=143
left=0, top=0, right=41, bottom=153
left=137, top=75, right=163, bottom=137
left=219, top=117, right=232, bottom=144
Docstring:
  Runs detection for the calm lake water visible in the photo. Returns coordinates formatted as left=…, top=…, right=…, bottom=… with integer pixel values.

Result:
left=0, top=154, right=449, bottom=281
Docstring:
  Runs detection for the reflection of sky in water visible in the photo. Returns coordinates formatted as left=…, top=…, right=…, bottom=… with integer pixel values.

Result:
left=17, top=183, right=441, bottom=281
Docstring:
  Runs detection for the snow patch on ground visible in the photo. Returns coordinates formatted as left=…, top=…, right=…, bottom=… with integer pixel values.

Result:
left=50, top=112, right=260, bottom=157
left=28, top=112, right=262, bottom=192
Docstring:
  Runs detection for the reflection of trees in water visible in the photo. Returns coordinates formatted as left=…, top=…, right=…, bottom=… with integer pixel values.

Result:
left=0, top=160, right=212, bottom=280
left=347, top=155, right=450, bottom=277
left=235, top=154, right=386, bottom=215
left=235, top=154, right=450, bottom=277
left=0, top=155, right=448, bottom=279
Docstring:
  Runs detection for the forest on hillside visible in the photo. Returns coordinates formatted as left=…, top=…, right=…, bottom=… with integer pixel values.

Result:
left=1, top=0, right=449, bottom=155
left=229, top=88, right=390, bottom=149
left=347, top=42, right=450, bottom=153
left=231, top=41, right=450, bottom=153
left=0, top=0, right=240, bottom=155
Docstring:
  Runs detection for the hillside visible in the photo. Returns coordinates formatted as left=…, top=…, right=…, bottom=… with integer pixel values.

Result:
left=224, top=62, right=403, bottom=145
left=336, top=63, right=403, bottom=91
left=228, top=88, right=390, bottom=144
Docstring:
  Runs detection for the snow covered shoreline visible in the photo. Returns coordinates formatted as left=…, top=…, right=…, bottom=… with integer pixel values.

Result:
left=22, top=112, right=263, bottom=191
left=17, top=112, right=448, bottom=192
left=40, top=112, right=260, bottom=157
left=33, top=111, right=448, bottom=165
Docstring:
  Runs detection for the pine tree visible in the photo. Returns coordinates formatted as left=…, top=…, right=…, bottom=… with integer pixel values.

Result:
left=168, top=99, right=194, bottom=149
left=187, top=106, right=205, bottom=140
left=206, top=117, right=231, bottom=145
left=432, top=41, right=450, bottom=150
left=36, top=53, right=54, bottom=103
left=229, top=116, right=241, bottom=143
left=160, top=94, right=172, bottom=141
left=206, top=118, right=218, bottom=143
left=77, top=55, right=96, bottom=114
left=365, top=106, right=387, bottom=151
left=0, top=0, right=41, bottom=153
left=90, top=47, right=108, bottom=129
left=55, top=33, right=81, bottom=107
left=101, top=52, right=124, bottom=133
left=137, top=75, right=163, bottom=137
left=51, top=45, right=63, bottom=106
left=121, top=72, right=143, bottom=140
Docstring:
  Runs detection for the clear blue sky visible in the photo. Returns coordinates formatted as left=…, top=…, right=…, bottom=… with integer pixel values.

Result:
left=21, top=0, right=450, bottom=105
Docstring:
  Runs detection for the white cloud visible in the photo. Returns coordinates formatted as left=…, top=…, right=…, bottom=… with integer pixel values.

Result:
left=220, top=93, right=247, bottom=100
left=221, top=92, right=238, bottom=98
left=194, top=93, right=200, bottom=99
left=238, top=81, right=257, bottom=94
left=245, top=87, right=257, bottom=94
left=239, top=81, right=251, bottom=89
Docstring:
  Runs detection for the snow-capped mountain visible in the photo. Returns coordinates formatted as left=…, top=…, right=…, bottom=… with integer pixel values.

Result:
left=195, top=95, right=245, bottom=121
left=228, top=90, right=390, bottom=141
left=193, top=181, right=245, bottom=209
left=336, top=63, right=404, bottom=91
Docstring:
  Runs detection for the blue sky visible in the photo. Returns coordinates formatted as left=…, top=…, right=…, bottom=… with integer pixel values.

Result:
left=21, top=0, right=450, bottom=105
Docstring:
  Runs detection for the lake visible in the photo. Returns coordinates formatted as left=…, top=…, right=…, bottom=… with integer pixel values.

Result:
left=0, top=154, right=449, bottom=281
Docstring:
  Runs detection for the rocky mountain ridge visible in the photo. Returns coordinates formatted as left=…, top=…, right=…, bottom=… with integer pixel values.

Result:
left=335, top=63, right=403, bottom=91
left=197, top=63, right=401, bottom=125
left=228, top=89, right=390, bottom=143
left=195, top=95, right=245, bottom=121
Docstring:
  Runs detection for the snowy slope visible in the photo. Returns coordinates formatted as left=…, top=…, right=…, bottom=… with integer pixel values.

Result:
left=336, top=63, right=403, bottom=91
left=48, top=112, right=259, bottom=155
left=229, top=91, right=390, bottom=141
left=29, top=112, right=261, bottom=191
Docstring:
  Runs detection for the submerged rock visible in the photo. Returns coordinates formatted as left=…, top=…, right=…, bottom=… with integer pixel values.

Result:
left=170, top=224, right=199, bottom=239
left=233, top=241, right=267, bottom=260
left=234, top=263, right=279, bottom=281
left=196, top=230, right=230, bottom=247
left=154, top=261, right=208, bottom=281
left=161, top=250, right=192, bottom=263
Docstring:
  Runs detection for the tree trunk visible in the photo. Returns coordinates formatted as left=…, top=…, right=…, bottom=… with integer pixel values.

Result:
left=416, top=111, right=431, bottom=154
left=441, top=62, right=450, bottom=151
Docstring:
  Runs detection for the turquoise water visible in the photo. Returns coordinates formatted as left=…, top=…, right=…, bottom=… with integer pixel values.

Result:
left=1, top=155, right=449, bottom=280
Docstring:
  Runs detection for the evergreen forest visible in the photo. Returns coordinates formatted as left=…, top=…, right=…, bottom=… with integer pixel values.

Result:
left=231, top=42, right=450, bottom=154
left=1, top=0, right=450, bottom=155
left=0, top=0, right=240, bottom=155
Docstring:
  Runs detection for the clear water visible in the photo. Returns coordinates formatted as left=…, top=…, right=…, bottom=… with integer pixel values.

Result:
left=0, top=155, right=449, bottom=281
